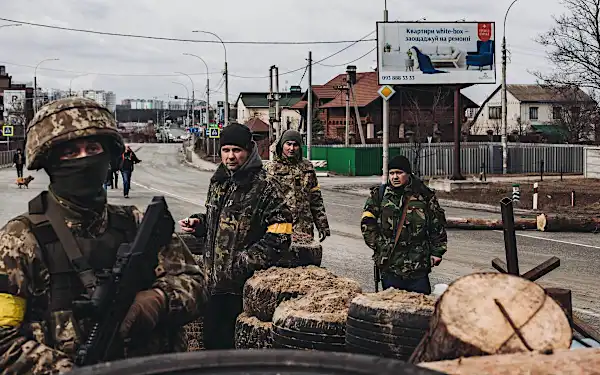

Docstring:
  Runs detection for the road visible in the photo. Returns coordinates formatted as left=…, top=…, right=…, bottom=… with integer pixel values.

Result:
left=1, top=143, right=599, bottom=333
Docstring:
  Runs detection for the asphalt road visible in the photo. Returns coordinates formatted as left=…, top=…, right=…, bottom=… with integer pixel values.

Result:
left=1, top=143, right=599, bottom=334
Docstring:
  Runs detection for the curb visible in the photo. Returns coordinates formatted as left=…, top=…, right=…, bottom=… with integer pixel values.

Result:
left=322, top=186, right=536, bottom=216
left=183, top=159, right=217, bottom=172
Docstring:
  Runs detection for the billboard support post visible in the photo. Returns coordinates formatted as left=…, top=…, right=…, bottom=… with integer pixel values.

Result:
left=502, top=0, right=520, bottom=175
left=452, top=86, right=464, bottom=180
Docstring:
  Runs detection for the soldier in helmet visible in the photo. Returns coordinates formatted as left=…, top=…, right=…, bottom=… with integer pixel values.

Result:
left=0, top=98, right=209, bottom=374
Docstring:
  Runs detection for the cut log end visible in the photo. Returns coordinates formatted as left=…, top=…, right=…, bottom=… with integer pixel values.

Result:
left=537, top=214, right=548, bottom=232
left=419, top=348, right=600, bottom=375
left=412, top=272, right=572, bottom=363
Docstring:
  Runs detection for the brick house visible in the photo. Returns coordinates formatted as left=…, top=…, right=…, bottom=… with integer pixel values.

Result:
left=293, top=71, right=478, bottom=143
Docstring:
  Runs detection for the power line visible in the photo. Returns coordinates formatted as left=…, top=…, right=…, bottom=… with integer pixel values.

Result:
left=0, top=60, right=222, bottom=77
left=315, top=47, right=376, bottom=67
left=0, top=17, right=375, bottom=45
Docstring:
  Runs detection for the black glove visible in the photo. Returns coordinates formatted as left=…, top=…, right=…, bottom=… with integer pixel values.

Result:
left=318, top=228, right=331, bottom=242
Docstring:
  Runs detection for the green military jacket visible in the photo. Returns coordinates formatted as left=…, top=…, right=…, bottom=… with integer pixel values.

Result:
left=192, top=145, right=293, bottom=295
left=264, top=155, right=329, bottom=238
left=360, top=178, right=447, bottom=279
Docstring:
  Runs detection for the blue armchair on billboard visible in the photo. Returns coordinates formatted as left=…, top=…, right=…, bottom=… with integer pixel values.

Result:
left=466, top=40, right=494, bottom=70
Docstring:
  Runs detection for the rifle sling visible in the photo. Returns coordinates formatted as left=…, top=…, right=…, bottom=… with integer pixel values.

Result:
left=380, top=196, right=411, bottom=271
left=44, top=199, right=98, bottom=297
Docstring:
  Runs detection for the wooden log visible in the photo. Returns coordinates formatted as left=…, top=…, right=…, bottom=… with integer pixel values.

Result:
left=409, top=272, right=572, bottom=364
left=446, top=217, right=537, bottom=230
left=419, top=348, right=600, bottom=375
left=537, top=213, right=600, bottom=232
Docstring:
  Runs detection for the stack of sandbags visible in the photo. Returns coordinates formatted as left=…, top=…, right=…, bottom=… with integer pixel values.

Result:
left=234, top=265, right=361, bottom=349
left=410, top=272, right=573, bottom=364
left=345, top=288, right=436, bottom=360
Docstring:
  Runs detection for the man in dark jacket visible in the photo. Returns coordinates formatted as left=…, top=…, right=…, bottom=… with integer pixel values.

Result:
left=120, top=145, right=141, bottom=198
left=13, top=148, right=25, bottom=178
left=179, top=123, right=293, bottom=350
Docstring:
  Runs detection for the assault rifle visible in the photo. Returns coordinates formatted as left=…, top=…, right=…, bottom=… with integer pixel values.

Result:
left=374, top=263, right=381, bottom=292
left=74, top=196, right=175, bottom=366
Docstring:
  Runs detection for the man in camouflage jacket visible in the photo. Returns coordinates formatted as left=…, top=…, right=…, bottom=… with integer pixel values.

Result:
left=264, top=129, right=330, bottom=242
left=360, top=155, right=447, bottom=294
left=0, top=98, right=208, bottom=374
left=179, top=123, right=292, bottom=350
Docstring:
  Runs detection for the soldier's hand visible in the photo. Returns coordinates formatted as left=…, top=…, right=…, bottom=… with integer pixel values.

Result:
left=119, top=288, right=167, bottom=338
left=318, top=229, right=331, bottom=242
left=179, top=217, right=200, bottom=233
left=430, top=256, right=442, bottom=267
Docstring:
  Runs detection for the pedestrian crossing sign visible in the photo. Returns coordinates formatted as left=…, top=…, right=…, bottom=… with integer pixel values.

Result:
left=209, top=128, right=220, bottom=138
left=2, top=125, right=13, bottom=137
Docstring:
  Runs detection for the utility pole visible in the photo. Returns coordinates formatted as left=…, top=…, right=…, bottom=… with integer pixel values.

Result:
left=268, top=66, right=274, bottom=144
left=307, top=51, right=313, bottom=160
left=275, top=66, right=281, bottom=141
left=345, top=74, right=351, bottom=146
left=502, top=0, right=519, bottom=174
left=224, top=61, right=229, bottom=126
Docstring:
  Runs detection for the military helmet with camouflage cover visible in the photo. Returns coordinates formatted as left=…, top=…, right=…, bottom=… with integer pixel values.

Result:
left=26, top=97, right=124, bottom=170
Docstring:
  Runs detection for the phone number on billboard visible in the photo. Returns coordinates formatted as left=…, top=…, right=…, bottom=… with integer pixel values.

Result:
left=381, top=75, right=415, bottom=81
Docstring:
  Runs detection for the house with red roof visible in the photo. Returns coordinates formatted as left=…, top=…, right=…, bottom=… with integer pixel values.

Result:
left=293, top=71, right=478, bottom=142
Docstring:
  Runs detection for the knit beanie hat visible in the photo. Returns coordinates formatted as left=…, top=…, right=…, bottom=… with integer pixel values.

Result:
left=389, top=155, right=412, bottom=174
left=280, top=129, right=303, bottom=146
left=219, top=123, right=252, bottom=150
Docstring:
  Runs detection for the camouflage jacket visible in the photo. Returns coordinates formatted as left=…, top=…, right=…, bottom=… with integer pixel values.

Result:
left=192, top=146, right=293, bottom=295
left=360, top=178, right=447, bottom=279
left=264, top=155, right=329, bottom=238
left=0, top=192, right=208, bottom=374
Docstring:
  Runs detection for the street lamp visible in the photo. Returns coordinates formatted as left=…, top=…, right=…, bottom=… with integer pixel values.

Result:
left=183, top=53, right=210, bottom=126
left=69, top=73, right=89, bottom=97
left=175, top=72, right=195, bottom=127
left=172, top=81, right=191, bottom=125
left=34, top=58, right=59, bottom=112
left=192, top=30, right=229, bottom=126
left=501, top=0, right=520, bottom=174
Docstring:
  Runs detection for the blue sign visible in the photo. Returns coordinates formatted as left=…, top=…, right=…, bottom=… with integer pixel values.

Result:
left=2, top=125, right=13, bottom=137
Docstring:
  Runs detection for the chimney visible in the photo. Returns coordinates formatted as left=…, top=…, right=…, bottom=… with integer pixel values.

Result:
left=346, top=65, right=357, bottom=84
left=0, top=66, right=5, bottom=76
left=289, top=86, right=301, bottom=93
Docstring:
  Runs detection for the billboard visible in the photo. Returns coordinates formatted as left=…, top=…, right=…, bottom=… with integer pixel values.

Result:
left=376, top=21, right=496, bottom=85
left=3, top=90, right=26, bottom=113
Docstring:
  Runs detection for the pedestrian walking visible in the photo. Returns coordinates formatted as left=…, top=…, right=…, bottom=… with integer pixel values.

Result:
left=179, top=122, right=293, bottom=350
left=12, top=147, right=25, bottom=178
left=361, top=155, right=447, bottom=294
left=264, top=129, right=330, bottom=242
left=0, top=97, right=208, bottom=374
left=120, top=144, right=141, bottom=198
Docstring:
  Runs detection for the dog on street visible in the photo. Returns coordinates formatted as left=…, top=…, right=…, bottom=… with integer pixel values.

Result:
left=16, top=175, right=34, bottom=189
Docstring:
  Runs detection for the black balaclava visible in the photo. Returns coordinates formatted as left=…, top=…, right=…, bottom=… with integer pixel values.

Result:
left=46, top=146, right=111, bottom=211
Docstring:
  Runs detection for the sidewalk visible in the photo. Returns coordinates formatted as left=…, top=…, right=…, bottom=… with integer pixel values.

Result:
left=181, top=145, right=217, bottom=172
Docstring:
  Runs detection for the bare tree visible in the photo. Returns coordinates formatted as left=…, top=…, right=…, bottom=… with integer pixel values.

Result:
left=403, top=87, right=452, bottom=176
left=544, top=85, right=599, bottom=142
left=534, top=0, right=600, bottom=92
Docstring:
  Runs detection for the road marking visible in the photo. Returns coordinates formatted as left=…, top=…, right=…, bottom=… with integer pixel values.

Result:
left=131, top=181, right=204, bottom=206
left=493, top=230, right=600, bottom=249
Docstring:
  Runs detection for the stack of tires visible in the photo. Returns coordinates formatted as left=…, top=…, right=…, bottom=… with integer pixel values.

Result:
left=271, top=289, right=358, bottom=352
left=277, top=233, right=323, bottom=267
left=345, top=288, right=436, bottom=360
left=178, top=233, right=205, bottom=352
left=234, top=265, right=361, bottom=349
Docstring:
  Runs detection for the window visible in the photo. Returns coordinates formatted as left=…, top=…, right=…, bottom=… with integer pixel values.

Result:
left=529, top=107, right=538, bottom=120
left=553, top=106, right=562, bottom=120
left=488, top=106, right=501, bottom=119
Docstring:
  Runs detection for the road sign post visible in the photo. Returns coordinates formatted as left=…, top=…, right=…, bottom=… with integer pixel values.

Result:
left=378, top=85, right=395, bottom=184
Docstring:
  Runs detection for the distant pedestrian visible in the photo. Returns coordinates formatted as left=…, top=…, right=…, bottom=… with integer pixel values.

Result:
left=361, top=155, right=447, bottom=295
left=12, top=148, right=25, bottom=178
left=120, top=144, right=141, bottom=198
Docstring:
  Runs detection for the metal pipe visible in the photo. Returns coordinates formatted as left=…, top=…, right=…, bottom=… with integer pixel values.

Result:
left=502, top=0, right=520, bottom=174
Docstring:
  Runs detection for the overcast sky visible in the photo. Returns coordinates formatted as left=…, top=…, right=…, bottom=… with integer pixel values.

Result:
left=0, top=0, right=564, bottom=105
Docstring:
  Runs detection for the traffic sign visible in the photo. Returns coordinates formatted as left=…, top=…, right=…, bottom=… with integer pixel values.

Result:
left=209, top=128, right=220, bottom=138
left=378, top=85, right=395, bottom=101
left=2, top=125, right=13, bottom=137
